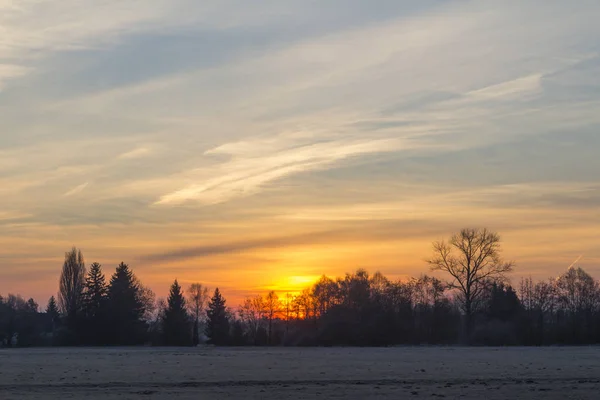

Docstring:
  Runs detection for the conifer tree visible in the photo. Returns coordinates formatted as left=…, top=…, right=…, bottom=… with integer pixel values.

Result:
left=205, top=288, right=230, bottom=345
left=46, top=296, right=60, bottom=331
left=83, top=262, right=108, bottom=344
left=84, top=263, right=107, bottom=313
left=107, top=263, right=146, bottom=345
left=163, top=280, right=192, bottom=346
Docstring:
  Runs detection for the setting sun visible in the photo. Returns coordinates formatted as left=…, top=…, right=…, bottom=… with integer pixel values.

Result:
left=284, top=275, right=320, bottom=291
left=263, top=275, right=320, bottom=295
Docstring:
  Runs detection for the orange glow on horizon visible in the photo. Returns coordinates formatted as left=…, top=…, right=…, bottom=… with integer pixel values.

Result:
left=263, top=275, right=320, bottom=296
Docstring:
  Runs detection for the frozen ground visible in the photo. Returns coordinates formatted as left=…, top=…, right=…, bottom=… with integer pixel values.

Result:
left=1, top=346, right=599, bottom=399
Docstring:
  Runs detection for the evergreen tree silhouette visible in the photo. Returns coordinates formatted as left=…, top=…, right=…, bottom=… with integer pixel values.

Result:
left=107, top=263, right=146, bottom=345
left=206, top=288, right=230, bottom=345
left=46, top=296, right=60, bottom=333
left=83, top=263, right=108, bottom=345
left=163, top=280, right=192, bottom=346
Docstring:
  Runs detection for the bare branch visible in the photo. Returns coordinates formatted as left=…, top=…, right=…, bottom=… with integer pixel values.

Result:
left=428, top=228, right=514, bottom=337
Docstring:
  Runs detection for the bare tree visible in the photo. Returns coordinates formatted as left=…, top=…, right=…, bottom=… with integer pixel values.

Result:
left=519, top=277, right=535, bottom=312
left=428, top=228, right=513, bottom=340
left=148, top=297, right=167, bottom=340
left=238, top=295, right=265, bottom=344
left=58, top=247, right=87, bottom=330
left=137, top=282, right=157, bottom=322
left=283, top=292, right=294, bottom=337
left=412, top=275, right=446, bottom=307
left=264, top=291, right=281, bottom=345
left=187, top=283, right=209, bottom=345
left=312, top=275, right=338, bottom=317
left=533, top=279, right=556, bottom=314
left=293, top=289, right=313, bottom=320
left=555, top=267, right=599, bottom=314
left=155, top=298, right=167, bottom=325
left=370, top=271, right=390, bottom=300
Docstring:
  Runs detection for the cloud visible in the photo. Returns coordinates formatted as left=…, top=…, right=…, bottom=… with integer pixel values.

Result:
left=63, top=182, right=89, bottom=197
left=138, top=197, right=600, bottom=264
left=274, top=181, right=600, bottom=224
left=0, top=1, right=168, bottom=89
left=139, top=231, right=336, bottom=263
left=156, top=135, right=412, bottom=205
left=118, top=147, right=154, bottom=160
left=466, top=74, right=543, bottom=100
left=138, top=221, right=447, bottom=264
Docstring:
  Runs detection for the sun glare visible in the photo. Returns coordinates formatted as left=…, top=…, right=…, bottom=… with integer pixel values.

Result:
left=287, top=275, right=318, bottom=287
left=264, top=275, right=319, bottom=294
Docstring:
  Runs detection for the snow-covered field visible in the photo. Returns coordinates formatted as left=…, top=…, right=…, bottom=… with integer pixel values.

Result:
left=1, top=347, right=599, bottom=399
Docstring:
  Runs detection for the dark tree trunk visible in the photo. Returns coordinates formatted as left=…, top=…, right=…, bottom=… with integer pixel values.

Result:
left=465, top=299, right=472, bottom=345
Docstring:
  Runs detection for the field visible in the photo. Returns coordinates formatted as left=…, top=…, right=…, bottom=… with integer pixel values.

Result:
left=1, top=347, right=599, bottom=399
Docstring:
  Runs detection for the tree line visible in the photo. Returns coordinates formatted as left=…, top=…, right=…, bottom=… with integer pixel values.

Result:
left=1, top=228, right=599, bottom=347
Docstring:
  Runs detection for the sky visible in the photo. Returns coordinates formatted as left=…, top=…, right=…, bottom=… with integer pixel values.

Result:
left=1, top=0, right=600, bottom=305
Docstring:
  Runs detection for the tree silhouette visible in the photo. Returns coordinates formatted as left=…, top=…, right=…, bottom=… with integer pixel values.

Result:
left=238, top=295, right=265, bottom=345
left=107, top=263, right=146, bottom=345
left=472, top=283, right=523, bottom=345
left=556, top=267, right=599, bottom=314
left=283, top=293, right=294, bottom=341
left=187, top=283, right=209, bottom=346
left=148, top=297, right=167, bottom=344
left=264, top=291, right=281, bottom=345
left=312, top=275, right=338, bottom=317
left=555, top=267, right=600, bottom=343
left=82, top=262, right=108, bottom=344
left=84, top=263, right=107, bottom=313
left=206, top=288, right=230, bottom=345
left=26, top=298, right=38, bottom=313
left=0, top=294, right=46, bottom=347
left=58, top=247, right=86, bottom=339
left=46, top=296, right=60, bottom=328
left=428, top=228, right=514, bottom=342
left=294, top=289, right=314, bottom=321
left=163, top=280, right=191, bottom=346
left=136, top=280, right=157, bottom=323
left=10, top=236, right=600, bottom=348
left=1, top=295, right=23, bottom=346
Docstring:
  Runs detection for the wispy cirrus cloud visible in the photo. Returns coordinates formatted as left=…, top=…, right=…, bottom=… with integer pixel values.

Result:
left=156, top=135, right=412, bottom=205
left=118, top=147, right=155, bottom=160
left=466, top=73, right=544, bottom=101
left=63, top=182, right=89, bottom=197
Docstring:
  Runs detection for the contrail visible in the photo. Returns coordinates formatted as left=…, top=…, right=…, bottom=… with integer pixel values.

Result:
left=567, top=255, right=583, bottom=269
